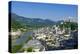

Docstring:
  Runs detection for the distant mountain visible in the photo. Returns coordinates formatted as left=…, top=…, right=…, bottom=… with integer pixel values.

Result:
left=11, top=13, right=55, bottom=28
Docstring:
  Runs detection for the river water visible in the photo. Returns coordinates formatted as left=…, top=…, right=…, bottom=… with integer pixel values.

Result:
left=12, top=31, right=33, bottom=46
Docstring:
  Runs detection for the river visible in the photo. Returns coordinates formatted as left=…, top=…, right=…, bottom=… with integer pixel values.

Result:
left=12, top=31, right=33, bottom=46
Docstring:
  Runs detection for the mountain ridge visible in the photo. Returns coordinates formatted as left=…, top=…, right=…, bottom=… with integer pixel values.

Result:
left=11, top=13, right=56, bottom=29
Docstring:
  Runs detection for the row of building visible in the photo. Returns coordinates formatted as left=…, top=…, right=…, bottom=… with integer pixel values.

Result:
left=33, top=24, right=72, bottom=49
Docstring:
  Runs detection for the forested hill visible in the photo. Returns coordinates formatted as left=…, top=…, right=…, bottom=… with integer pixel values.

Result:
left=11, top=13, right=55, bottom=29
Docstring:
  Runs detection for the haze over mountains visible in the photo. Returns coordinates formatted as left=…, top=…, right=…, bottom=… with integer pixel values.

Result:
left=11, top=13, right=56, bottom=27
left=10, top=12, right=77, bottom=29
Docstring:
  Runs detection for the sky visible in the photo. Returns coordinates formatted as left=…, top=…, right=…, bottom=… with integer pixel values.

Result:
left=10, top=1, right=78, bottom=21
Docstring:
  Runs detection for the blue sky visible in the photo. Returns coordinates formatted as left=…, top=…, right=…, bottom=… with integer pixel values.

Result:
left=11, top=1, right=78, bottom=21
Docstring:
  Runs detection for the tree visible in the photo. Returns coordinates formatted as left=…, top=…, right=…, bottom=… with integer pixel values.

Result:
left=26, top=47, right=33, bottom=52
